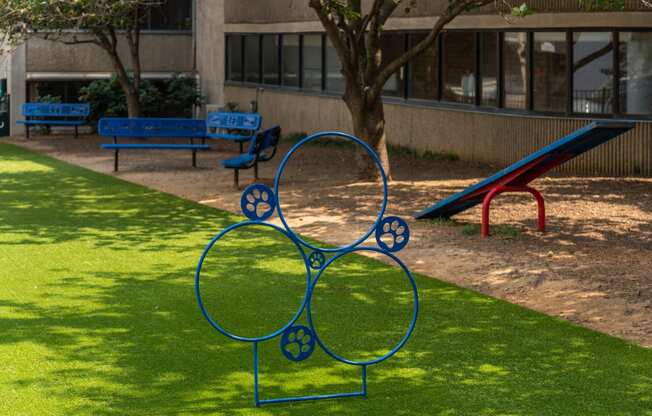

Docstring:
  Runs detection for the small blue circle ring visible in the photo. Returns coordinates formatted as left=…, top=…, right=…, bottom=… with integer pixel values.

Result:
left=273, top=132, right=389, bottom=253
left=306, top=247, right=419, bottom=366
left=195, top=221, right=311, bottom=343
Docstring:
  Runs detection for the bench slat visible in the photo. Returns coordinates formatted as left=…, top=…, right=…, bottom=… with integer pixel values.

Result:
left=17, top=120, right=86, bottom=126
left=22, top=103, right=90, bottom=117
left=206, top=112, right=261, bottom=131
left=99, top=118, right=206, bottom=138
left=101, top=144, right=210, bottom=150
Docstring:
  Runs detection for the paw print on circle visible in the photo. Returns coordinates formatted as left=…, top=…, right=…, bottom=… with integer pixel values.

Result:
left=280, top=325, right=316, bottom=362
left=375, top=216, right=410, bottom=253
left=308, top=251, right=326, bottom=270
left=240, top=184, right=276, bottom=221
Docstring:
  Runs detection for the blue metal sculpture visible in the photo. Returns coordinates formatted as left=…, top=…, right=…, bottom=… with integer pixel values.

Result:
left=195, top=131, right=419, bottom=406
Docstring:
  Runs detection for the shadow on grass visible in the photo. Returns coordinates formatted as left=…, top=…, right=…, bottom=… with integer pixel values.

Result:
left=1, top=143, right=651, bottom=415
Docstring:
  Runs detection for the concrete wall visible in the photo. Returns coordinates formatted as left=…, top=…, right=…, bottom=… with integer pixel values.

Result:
left=196, top=0, right=225, bottom=115
left=225, top=85, right=652, bottom=177
left=224, top=0, right=650, bottom=24
left=8, top=45, right=26, bottom=135
left=26, top=33, right=194, bottom=74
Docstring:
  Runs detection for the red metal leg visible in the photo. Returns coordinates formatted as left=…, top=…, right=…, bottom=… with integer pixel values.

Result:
left=482, top=185, right=546, bottom=238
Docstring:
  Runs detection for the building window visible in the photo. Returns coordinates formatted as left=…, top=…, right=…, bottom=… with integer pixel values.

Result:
left=381, top=33, right=406, bottom=97
left=573, top=32, right=614, bottom=114
left=244, top=35, right=261, bottom=83
left=533, top=32, right=568, bottom=112
left=28, top=80, right=90, bottom=103
left=225, top=29, right=652, bottom=121
left=442, top=32, right=475, bottom=104
left=503, top=32, right=528, bottom=109
left=146, top=0, right=192, bottom=31
left=619, top=32, right=652, bottom=115
left=479, top=32, right=498, bottom=107
left=227, top=35, right=243, bottom=82
left=303, top=34, right=323, bottom=91
left=325, top=38, right=345, bottom=93
left=282, top=35, right=301, bottom=87
left=408, top=33, right=438, bottom=101
left=262, top=35, right=280, bottom=85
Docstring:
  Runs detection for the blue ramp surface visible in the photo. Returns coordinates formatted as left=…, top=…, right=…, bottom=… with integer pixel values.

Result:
left=415, top=121, right=635, bottom=220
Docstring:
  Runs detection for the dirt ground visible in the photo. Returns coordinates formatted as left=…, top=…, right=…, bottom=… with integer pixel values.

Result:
left=8, top=133, right=652, bottom=348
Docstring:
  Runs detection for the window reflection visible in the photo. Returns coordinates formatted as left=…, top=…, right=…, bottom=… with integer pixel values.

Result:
left=262, top=35, right=279, bottom=85
left=381, top=33, right=406, bottom=97
left=325, top=38, right=346, bottom=93
left=534, top=32, right=567, bottom=112
left=303, top=35, right=323, bottom=91
left=244, top=35, right=260, bottom=83
left=443, top=32, right=475, bottom=104
left=480, top=32, right=498, bottom=107
left=409, top=33, right=439, bottom=101
left=503, top=32, right=528, bottom=109
left=227, top=35, right=243, bottom=82
left=619, top=32, right=652, bottom=115
left=573, top=32, right=613, bottom=114
left=282, top=35, right=301, bottom=87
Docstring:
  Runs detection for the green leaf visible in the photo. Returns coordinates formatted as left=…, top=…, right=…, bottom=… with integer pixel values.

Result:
left=511, top=3, right=533, bottom=17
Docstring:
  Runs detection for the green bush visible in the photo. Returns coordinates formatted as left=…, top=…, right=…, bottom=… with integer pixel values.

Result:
left=36, top=94, right=62, bottom=104
left=79, top=74, right=203, bottom=123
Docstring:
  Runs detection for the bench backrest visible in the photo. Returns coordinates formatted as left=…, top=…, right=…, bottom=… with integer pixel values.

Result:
left=249, top=125, right=281, bottom=161
left=98, top=118, right=207, bottom=138
left=22, top=103, right=90, bottom=118
left=206, top=112, right=261, bottom=132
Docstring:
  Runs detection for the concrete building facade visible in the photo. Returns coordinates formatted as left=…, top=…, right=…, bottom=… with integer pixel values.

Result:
left=0, top=0, right=194, bottom=135
left=200, top=0, right=652, bottom=176
left=2, top=1, right=651, bottom=176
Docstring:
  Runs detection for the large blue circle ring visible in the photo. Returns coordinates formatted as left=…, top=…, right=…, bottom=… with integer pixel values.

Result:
left=195, top=221, right=311, bottom=343
left=306, top=247, right=419, bottom=366
left=273, top=132, right=389, bottom=253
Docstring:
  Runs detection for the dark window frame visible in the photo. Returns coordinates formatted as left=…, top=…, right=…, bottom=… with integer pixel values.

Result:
left=224, top=28, right=652, bottom=121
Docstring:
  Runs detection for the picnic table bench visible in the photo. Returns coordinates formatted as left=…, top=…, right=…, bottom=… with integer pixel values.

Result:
left=17, top=103, right=90, bottom=138
left=206, top=112, right=262, bottom=153
left=99, top=118, right=209, bottom=172
left=223, top=125, right=282, bottom=188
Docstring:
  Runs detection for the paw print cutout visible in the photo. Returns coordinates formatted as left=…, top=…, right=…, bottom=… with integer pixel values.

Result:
left=280, top=325, right=315, bottom=362
left=240, top=184, right=276, bottom=221
left=308, top=251, right=326, bottom=270
left=375, top=216, right=410, bottom=253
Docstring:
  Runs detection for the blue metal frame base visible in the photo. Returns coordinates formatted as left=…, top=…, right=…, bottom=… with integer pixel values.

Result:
left=253, top=342, right=368, bottom=407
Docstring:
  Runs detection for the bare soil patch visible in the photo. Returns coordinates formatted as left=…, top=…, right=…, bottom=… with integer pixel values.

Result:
left=8, top=133, right=652, bottom=347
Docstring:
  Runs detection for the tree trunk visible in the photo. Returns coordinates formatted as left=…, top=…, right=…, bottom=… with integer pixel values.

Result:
left=125, top=89, right=141, bottom=118
left=98, top=27, right=142, bottom=118
left=347, top=93, right=391, bottom=181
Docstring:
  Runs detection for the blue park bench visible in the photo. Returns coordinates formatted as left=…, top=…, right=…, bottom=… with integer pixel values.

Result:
left=99, top=118, right=209, bottom=172
left=223, top=125, right=282, bottom=188
left=17, top=103, right=90, bottom=138
left=206, top=112, right=262, bottom=153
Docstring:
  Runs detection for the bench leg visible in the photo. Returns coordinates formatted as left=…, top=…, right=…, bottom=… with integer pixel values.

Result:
left=25, top=125, right=29, bottom=139
left=74, top=125, right=78, bottom=138
left=190, top=138, right=198, bottom=168
left=112, top=136, right=119, bottom=171
left=254, top=162, right=259, bottom=181
left=481, top=185, right=546, bottom=238
left=233, top=169, right=240, bottom=189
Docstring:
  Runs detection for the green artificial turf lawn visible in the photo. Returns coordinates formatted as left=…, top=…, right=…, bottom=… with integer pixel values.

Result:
left=1, top=142, right=651, bottom=416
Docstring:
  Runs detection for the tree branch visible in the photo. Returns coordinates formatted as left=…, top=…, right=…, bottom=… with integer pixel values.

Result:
left=368, top=0, right=494, bottom=104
